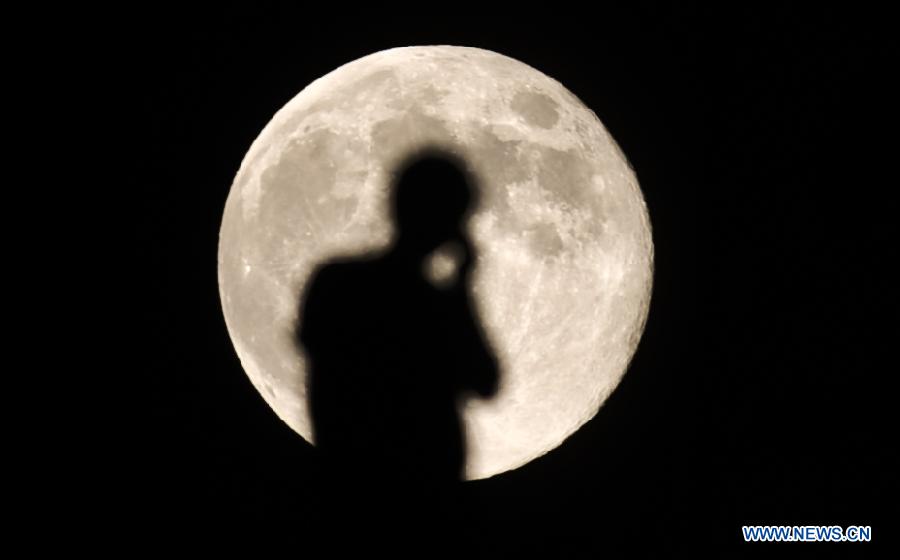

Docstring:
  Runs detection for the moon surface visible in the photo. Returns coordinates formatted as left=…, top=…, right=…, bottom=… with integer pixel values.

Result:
left=218, top=46, right=653, bottom=480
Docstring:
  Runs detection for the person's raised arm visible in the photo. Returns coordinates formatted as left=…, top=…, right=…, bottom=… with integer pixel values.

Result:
left=453, top=234, right=499, bottom=398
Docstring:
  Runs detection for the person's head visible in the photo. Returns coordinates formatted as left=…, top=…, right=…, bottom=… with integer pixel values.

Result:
left=390, top=150, right=476, bottom=256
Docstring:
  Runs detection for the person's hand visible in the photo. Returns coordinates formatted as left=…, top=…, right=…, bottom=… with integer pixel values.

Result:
left=453, top=233, right=475, bottom=282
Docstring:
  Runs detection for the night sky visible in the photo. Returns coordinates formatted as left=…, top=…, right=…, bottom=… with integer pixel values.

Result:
left=132, top=7, right=894, bottom=554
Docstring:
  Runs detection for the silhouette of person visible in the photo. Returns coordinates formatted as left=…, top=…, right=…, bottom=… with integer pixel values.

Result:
left=297, top=151, right=499, bottom=531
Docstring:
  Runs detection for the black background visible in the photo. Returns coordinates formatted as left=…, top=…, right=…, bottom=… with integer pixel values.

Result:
left=133, top=7, right=894, bottom=555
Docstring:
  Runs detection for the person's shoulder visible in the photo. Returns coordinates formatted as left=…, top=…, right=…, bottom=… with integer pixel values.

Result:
left=310, top=257, right=371, bottom=282
left=305, top=262, right=345, bottom=298
left=300, top=260, right=365, bottom=339
left=306, top=255, right=382, bottom=293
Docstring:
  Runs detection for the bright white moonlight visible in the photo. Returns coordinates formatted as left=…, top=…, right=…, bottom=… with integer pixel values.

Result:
left=218, top=46, right=653, bottom=480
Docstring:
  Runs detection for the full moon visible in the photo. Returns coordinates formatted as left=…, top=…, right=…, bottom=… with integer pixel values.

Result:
left=218, top=46, right=653, bottom=480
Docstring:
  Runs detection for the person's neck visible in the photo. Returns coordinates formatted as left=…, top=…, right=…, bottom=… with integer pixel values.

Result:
left=390, top=238, right=430, bottom=267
